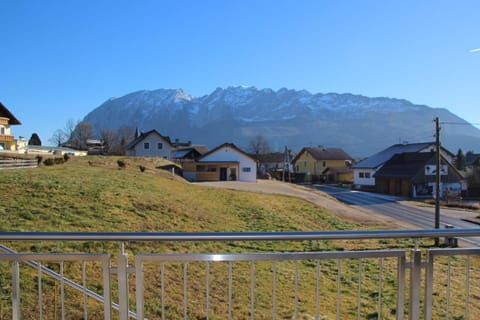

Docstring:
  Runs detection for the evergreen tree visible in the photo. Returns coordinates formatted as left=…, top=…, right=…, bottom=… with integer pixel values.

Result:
left=28, top=133, right=42, bottom=146
left=455, top=148, right=466, bottom=170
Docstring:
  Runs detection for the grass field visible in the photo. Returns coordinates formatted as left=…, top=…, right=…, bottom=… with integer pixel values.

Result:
left=0, top=155, right=477, bottom=319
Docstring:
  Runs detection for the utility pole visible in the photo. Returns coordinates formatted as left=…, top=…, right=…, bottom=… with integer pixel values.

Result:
left=435, top=117, right=441, bottom=245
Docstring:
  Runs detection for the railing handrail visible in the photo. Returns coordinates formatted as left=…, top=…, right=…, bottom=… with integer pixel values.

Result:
left=0, top=228, right=479, bottom=241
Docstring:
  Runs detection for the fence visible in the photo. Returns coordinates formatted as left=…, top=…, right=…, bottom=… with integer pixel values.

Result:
left=0, top=229, right=479, bottom=319
left=0, top=158, right=38, bottom=169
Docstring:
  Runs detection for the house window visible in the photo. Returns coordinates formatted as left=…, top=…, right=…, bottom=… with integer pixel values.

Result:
left=322, top=161, right=326, bottom=167
left=0, top=127, right=5, bottom=135
left=359, top=172, right=365, bottom=178
left=144, top=142, right=150, bottom=149
left=197, top=165, right=206, bottom=172
left=365, top=172, right=371, bottom=178
left=158, top=143, right=163, bottom=149
left=242, top=167, right=251, bottom=173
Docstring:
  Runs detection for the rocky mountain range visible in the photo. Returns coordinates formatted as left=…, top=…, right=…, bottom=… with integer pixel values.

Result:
left=83, top=86, right=480, bottom=157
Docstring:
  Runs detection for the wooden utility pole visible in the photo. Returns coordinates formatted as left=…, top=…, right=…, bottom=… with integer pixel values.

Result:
left=435, top=117, right=441, bottom=245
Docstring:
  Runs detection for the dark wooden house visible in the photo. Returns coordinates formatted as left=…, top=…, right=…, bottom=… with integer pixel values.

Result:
left=374, top=152, right=464, bottom=198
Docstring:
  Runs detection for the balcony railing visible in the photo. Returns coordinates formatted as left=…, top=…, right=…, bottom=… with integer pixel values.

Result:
left=0, top=134, right=14, bottom=142
left=0, top=229, right=479, bottom=320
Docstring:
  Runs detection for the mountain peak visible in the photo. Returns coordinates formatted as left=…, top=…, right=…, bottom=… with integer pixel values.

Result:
left=84, top=86, right=480, bottom=157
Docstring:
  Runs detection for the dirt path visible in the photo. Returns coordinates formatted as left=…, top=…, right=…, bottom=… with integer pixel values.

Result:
left=195, top=180, right=417, bottom=229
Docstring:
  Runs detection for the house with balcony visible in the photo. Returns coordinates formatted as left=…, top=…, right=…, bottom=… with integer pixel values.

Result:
left=292, top=147, right=353, bottom=183
left=0, top=102, right=23, bottom=151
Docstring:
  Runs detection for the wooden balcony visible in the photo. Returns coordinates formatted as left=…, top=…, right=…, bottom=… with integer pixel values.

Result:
left=0, top=134, right=14, bottom=142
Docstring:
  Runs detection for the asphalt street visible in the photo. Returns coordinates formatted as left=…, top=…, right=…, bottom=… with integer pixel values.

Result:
left=311, top=185, right=480, bottom=246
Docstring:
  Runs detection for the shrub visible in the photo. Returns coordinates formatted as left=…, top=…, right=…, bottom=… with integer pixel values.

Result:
left=139, top=165, right=146, bottom=173
left=43, top=158, right=55, bottom=166
left=63, top=153, right=70, bottom=162
left=54, top=157, right=64, bottom=165
left=36, top=156, right=43, bottom=165
left=117, top=160, right=126, bottom=169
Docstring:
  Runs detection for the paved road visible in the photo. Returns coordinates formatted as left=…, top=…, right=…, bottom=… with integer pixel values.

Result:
left=311, top=185, right=480, bottom=246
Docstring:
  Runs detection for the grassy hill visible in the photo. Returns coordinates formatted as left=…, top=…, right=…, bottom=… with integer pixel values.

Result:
left=1, top=156, right=473, bottom=319
left=0, top=155, right=357, bottom=234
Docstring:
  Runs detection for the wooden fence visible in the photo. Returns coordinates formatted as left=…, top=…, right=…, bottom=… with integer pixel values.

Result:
left=0, top=158, right=38, bottom=169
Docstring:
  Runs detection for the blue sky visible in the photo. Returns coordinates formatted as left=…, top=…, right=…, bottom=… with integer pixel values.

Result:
left=1, top=0, right=479, bottom=144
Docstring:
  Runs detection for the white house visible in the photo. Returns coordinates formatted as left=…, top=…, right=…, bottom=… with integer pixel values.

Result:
left=183, top=143, right=257, bottom=182
left=125, top=130, right=173, bottom=159
left=353, top=142, right=454, bottom=190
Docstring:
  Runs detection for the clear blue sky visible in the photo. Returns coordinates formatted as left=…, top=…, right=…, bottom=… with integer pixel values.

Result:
left=1, top=0, right=479, bottom=144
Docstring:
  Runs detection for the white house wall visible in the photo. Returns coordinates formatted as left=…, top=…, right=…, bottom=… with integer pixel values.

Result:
left=201, top=146, right=257, bottom=182
left=130, top=134, right=172, bottom=158
left=353, top=168, right=377, bottom=186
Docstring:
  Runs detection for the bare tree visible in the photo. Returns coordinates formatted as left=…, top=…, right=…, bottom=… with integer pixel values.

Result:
left=64, top=118, right=77, bottom=142
left=100, top=128, right=119, bottom=154
left=71, top=121, right=94, bottom=150
left=49, top=129, right=67, bottom=147
left=247, top=134, right=271, bottom=156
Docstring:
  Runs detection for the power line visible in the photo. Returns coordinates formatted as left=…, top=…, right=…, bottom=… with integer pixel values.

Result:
left=441, top=121, right=480, bottom=126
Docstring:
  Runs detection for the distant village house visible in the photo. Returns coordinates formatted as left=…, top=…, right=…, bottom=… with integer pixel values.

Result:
left=125, top=130, right=174, bottom=159
left=183, top=143, right=257, bottom=182
left=0, top=102, right=25, bottom=151
left=292, top=147, right=354, bottom=183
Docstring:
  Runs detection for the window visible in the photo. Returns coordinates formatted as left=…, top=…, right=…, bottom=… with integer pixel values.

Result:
left=365, top=172, right=371, bottom=178
left=359, top=172, right=364, bottom=178
left=144, top=142, right=150, bottom=149
left=242, top=167, right=251, bottom=172
left=0, top=127, right=5, bottom=135
left=158, top=142, right=163, bottom=149
left=322, top=161, right=326, bottom=167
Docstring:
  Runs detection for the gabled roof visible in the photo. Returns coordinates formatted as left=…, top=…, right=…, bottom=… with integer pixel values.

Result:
left=198, top=142, right=257, bottom=162
left=0, top=102, right=21, bottom=125
left=124, top=129, right=172, bottom=150
left=172, top=148, right=203, bottom=159
left=253, top=151, right=296, bottom=163
left=292, top=147, right=352, bottom=163
left=374, top=152, right=435, bottom=179
left=353, top=142, right=436, bottom=169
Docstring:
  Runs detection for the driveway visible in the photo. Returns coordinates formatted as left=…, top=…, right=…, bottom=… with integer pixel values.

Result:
left=194, top=180, right=416, bottom=229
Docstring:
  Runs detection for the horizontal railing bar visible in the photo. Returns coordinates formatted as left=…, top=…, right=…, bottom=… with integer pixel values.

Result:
left=427, top=247, right=480, bottom=257
left=135, top=250, right=406, bottom=263
left=0, top=253, right=110, bottom=262
left=0, top=228, right=479, bottom=241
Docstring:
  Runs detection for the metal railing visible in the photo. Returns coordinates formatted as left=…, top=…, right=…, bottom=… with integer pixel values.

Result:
left=0, top=229, right=479, bottom=320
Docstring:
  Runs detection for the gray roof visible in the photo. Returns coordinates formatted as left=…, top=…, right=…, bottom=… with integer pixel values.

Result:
left=124, top=129, right=172, bottom=150
left=353, top=142, right=435, bottom=169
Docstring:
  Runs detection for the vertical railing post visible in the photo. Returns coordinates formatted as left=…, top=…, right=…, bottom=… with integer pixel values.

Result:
left=424, top=251, right=434, bottom=320
left=117, top=244, right=129, bottom=320
left=103, top=257, right=113, bottom=320
left=409, top=250, right=422, bottom=320
left=135, top=259, right=144, bottom=320
left=12, top=261, right=21, bottom=319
